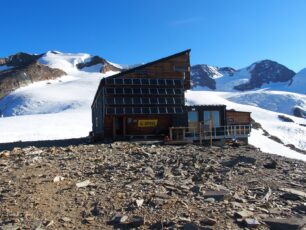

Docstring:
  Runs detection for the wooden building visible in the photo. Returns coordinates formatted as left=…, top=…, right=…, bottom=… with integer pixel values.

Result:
left=91, top=50, right=251, bottom=143
left=91, top=50, right=191, bottom=139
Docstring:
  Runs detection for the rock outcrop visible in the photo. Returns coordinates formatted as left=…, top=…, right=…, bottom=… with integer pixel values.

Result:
left=0, top=52, right=66, bottom=99
left=76, top=56, right=122, bottom=73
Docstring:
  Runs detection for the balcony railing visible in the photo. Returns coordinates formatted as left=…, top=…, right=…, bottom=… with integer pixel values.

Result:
left=169, top=123, right=251, bottom=144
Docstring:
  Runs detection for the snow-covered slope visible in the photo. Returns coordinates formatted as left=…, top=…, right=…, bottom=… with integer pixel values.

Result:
left=0, top=52, right=119, bottom=142
left=289, top=68, right=306, bottom=94
left=225, top=90, right=306, bottom=118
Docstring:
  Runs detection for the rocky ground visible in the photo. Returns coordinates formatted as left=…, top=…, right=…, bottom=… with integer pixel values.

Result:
left=0, top=142, right=305, bottom=230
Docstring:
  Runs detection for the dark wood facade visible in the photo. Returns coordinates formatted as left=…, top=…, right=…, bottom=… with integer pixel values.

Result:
left=91, top=50, right=191, bottom=139
left=226, top=110, right=251, bottom=125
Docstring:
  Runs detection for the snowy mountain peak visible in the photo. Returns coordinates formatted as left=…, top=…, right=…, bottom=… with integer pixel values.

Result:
left=192, top=59, right=296, bottom=91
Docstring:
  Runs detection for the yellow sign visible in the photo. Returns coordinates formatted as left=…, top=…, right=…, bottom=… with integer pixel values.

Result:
left=138, top=119, right=158, bottom=127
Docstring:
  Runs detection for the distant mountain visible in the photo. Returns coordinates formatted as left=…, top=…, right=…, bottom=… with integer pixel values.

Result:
left=0, top=51, right=124, bottom=99
left=191, top=64, right=235, bottom=90
left=191, top=60, right=297, bottom=91
left=0, top=52, right=66, bottom=99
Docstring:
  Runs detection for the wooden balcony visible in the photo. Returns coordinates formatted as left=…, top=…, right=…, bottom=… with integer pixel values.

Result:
left=167, top=123, right=251, bottom=145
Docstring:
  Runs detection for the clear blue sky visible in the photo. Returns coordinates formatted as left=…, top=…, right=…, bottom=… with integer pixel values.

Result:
left=1, top=0, right=306, bottom=71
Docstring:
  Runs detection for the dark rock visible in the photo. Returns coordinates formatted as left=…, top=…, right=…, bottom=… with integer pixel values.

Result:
left=293, top=107, right=306, bottom=118
left=0, top=62, right=66, bottom=100
left=129, top=216, right=144, bottom=227
left=222, top=156, right=256, bottom=167
left=278, top=115, right=294, bottom=122
left=76, top=56, right=121, bottom=73
left=202, top=190, right=229, bottom=201
left=0, top=52, right=43, bottom=67
left=183, top=222, right=200, bottom=230
left=264, top=217, right=306, bottom=230
left=200, top=217, right=217, bottom=226
left=264, top=160, right=277, bottom=169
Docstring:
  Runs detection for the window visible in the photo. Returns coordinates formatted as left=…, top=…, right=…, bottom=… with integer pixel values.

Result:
left=115, top=108, right=124, bottom=115
left=133, top=78, right=141, bottom=85
left=125, top=107, right=133, bottom=114
left=124, top=88, right=132, bottom=94
left=106, top=78, right=114, bottom=85
left=159, top=107, right=167, bottom=114
left=150, top=88, right=158, bottom=95
left=106, top=97, right=114, bottom=104
left=150, top=97, right=158, bottom=105
left=188, top=111, right=198, bottom=122
left=115, top=78, right=124, bottom=85
left=142, top=107, right=150, bottom=114
left=142, top=98, right=150, bottom=104
left=95, top=117, right=98, bottom=127
left=115, top=97, right=124, bottom=104
left=124, top=97, right=132, bottom=104
left=166, top=89, right=174, bottom=95
left=204, top=111, right=220, bottom=127
left=167, top=107, right=175, bottom=113
left=124, top=78, right=132, bottom=85
left=134, top=107, right=142, bottom=114
left=133, top=88, right=141, bottom=94
left=150, top=79, right=157, bottom=85
left=133, top=97, right=141, bottom=105
left=158, top=79, right=166, bottom=86
left=174, top=79, right=182, bottom=86
left=174, top=89, right=182, bottom=95
left=115, top=88, right=123, bottom=94
left=150, top=107, right=158, bottom=114
left=141, top=79, right=149, bottom=85
left=174, top=98, right=182, bottom=104
left=175, top=107, right=183, bottom=113
left=142, top=88, right=149, bottom=94
left=158, top=88, right=166, bottom=94
left=158, top=98, right=166, bottom=104
left=106, top=107, right=115, bottom=114
left=166, top=79, right=173, bottom=85
left=166, top=97, right=174, bottom=104
left=106, top=88, right=115, bottom=94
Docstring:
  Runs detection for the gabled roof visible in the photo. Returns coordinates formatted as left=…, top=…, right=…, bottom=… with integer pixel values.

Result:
left=92, top=49, right=191, bottom=107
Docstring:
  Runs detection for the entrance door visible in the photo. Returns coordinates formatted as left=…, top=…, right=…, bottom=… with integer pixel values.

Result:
left=203, top=111, right=221, bottom=137
left=113, top=117, right=126, bottom=138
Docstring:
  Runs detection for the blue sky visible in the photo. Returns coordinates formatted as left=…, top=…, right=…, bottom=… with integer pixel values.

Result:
left=1, top=0, right=306, bottom=71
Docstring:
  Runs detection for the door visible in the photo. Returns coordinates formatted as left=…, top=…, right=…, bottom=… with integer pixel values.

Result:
left=113, top=117, right=125, bottom=138
left=203, top=111, right=220, bottom=127
left=188, top=111, right=199, bottom=137
left=203, top=111, right=221, bottom=137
